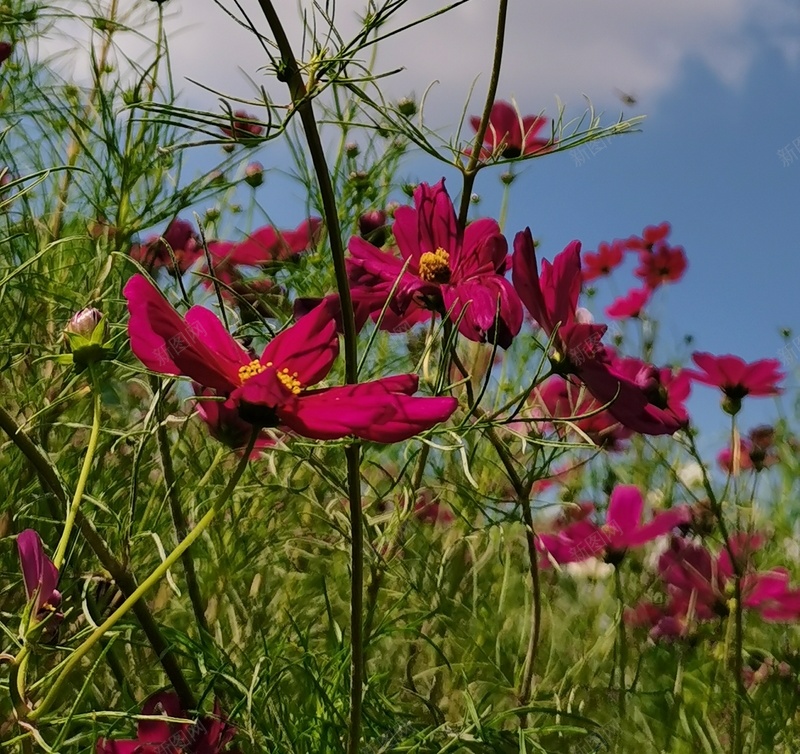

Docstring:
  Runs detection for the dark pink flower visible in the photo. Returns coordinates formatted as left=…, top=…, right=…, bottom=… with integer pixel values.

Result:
left=635, top=242, right=687, bottom=289
left=96, top=691, right=238, bottom=754
left=220, top=110, right=263, bottom=143
left=467, top=100, right=553, bottom=159
left=537, top=486, right=689, bottom=566
left=688, top=352, right=784, bottom=414
left=605, top=287, right=651, bottom=319
left=625, top=222, right=671, bottom=252
left=581, top=240, right=625, bottom=283
left=347, top=180, right=523, bottom=348
left=124, top=275, right=457, bottom=443
left=17, top=530, right=62, bottom=623
left=129, top=219, right=203, bottom=275
left=0, top=42, right=12, bottom=66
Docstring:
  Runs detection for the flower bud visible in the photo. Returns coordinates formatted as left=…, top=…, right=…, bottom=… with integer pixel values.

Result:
left=358, top=209, right=387, bottom=246
left=345, top=141, right=360, bottom=158
left=500, top=171, right=515, bottom=185
left=244, top=161, right=264, bottom=188
left=64, top=308, right=109, bottom=368
left=397, top=96, right=417, bottom=117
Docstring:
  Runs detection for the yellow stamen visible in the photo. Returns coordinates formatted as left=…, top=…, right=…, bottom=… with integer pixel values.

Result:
left=418, top=247, right=452, bottom=284
left=276, top=367, right=303, bottom=395
left=238, top=359, right=266, bottom=383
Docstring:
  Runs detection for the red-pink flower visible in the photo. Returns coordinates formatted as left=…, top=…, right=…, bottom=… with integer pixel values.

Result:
left=581, top=241, right=625, bottom=283
left=537, top=486, right=689, bottom=566
left=533, top=376, right=631, bottom=450
left=17, top=530, right=62, bottom=623
left=688, top=352, right=784, bottom=414
left=124, top=275, right=457, bottom=443
left=717, top=427, right=779, bottom=474
left=129, top=219, right=202, bottom=275
left=205, top=218, right=321, bottom=290
left=0, top=42, right=12, bottom=65
left=347, top=180, right=523, bottom=348
left=220, top=110, right=263, bottom=143
left=467, top=100, right=553, bottom=159
left=512, top=231, right=687, bottom=436
left=625, top=222, right=671, bottom=252
left=635, top=242, right=687, bottom=289
left=605, top=287, right=651, bottom=319
left=96, top=691, right=239, bottom=754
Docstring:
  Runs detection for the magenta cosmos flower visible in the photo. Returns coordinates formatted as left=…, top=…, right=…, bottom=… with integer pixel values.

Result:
left=635, top=242, right=687, bottom=289
left=605, top=287, right=651, bottom=320
left=468, top=100, right=553, bottom=159
left=129, top=219, right=203, bottom=275
left=124, top=275, right=457, bottom=442
left=537, top=485, right=689, bottom=567
left=581, top=240, right=625, bottom=283
left=512, top=229, right=686, bottom=436
left=347, top=179, right=523, bottom=348
left=97, top=691, right=239, bottom=754
left=0, top=42, right=12, bottom=66
left=625, top=222, right=671, bottom=252
left=17, top=530, right=62, bottom=623
left=688, top=352, right=784, bottom=415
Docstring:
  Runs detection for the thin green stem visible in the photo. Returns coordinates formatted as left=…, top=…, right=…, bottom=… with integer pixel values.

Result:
left=614, top=566, right=627, bottom=719
left=457, top=0, right=509, bottom=230
left=153, top=379, right=210, bottom=637
left=53, top=386, right=101, bottom=571
left=28, top=433, right=255, bottom=721
left=253, top=6, right=363, bottom=750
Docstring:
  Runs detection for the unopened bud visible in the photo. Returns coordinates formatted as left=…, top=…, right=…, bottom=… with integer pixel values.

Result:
left=244, top=161, right=264, bottom=187
left=345, top=142, right=360, bottom=158
left=64, top=308, right=109, bottom=368
left=358, top=209, right=387, bottom=247
left=500, top=172, right=515, bottom=185
left=397, top=96, right=417, bottom=117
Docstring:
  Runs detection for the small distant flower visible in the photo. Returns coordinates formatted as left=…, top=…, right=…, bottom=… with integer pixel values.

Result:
left=124, top=275, right=457, bottom=443
left=635, top=242, right=687, bottom=289
left=688, top=352, right=784, bottom=415
left=467, top=101, right=553, bottom=160
left=718, top=426, right=779, bottom=473
left=0, top=42, right=12, bottom=66
left=625, top=222, right=671, bottom=252
left=581, top=240, right=625, bottom=283
left=348, top=179, right=523, bottom=348
left=243, top=161, right=264, bottom=188
left=129, top=219, right=202, bottom=275
left=220, top=110, right=264, bottom=143
left=605, top=287, right=651, bottom=319
left=17, top=530, right=62, bottom=623
left=96, top=691, right=239, bottom=754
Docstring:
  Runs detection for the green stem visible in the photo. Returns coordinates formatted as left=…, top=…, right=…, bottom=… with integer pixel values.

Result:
left=253, top=5, right=363, bottom=750
left=0, top=404, right=196, bottom=709
left=53, top=386, right=101, bottom=571
left=614, top=566, right=627, bottom=719
left=28, top=433, right=255, bottom=721
left=153, top=379, right=210, bottom=637
left=457, top=0, right=509, bottom=230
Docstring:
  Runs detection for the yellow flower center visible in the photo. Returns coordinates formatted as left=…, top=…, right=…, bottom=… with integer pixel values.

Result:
left=275, top=366, right=303, bottom=395
left=418, top=247, right=452, bottom=284
left=238, top=358, right=303, bottom=395
left=238, top=359, right=266, bottom=383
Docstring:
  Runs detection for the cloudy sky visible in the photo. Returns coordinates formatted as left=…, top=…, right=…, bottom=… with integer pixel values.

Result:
left=65, top=0, right=800, bottom=441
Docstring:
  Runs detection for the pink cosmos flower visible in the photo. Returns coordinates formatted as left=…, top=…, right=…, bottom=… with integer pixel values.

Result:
left=537, top=486, right=689, bottom=567
left=204, top=218, right=321, bottom=292
left=129, top=219, right=202, bottom=275
left=625, top=222, right=671, bottom=252
left=635, top=242, right=687, bottom=289
left=467, top=100, right=553, bottom=159
left=532, top=376, right=631, bottom=450
left=347, top=180, right=523, bottom=348
left=717, top=426, right=779, bottom=474
left=220, top=110, right=263, bottom=143
left=512, top=231, right=686, bottom=436
left=96, top=691, right=239, bottom=754
left=124, top=275, right=457, bottom=443
left=688, top=352, right=784, bottom=414
left=605, top=287, right=651, bottom=319
left=17, top=530, right=62, bottom=623
left=581, top=240, right=625, bottom=283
